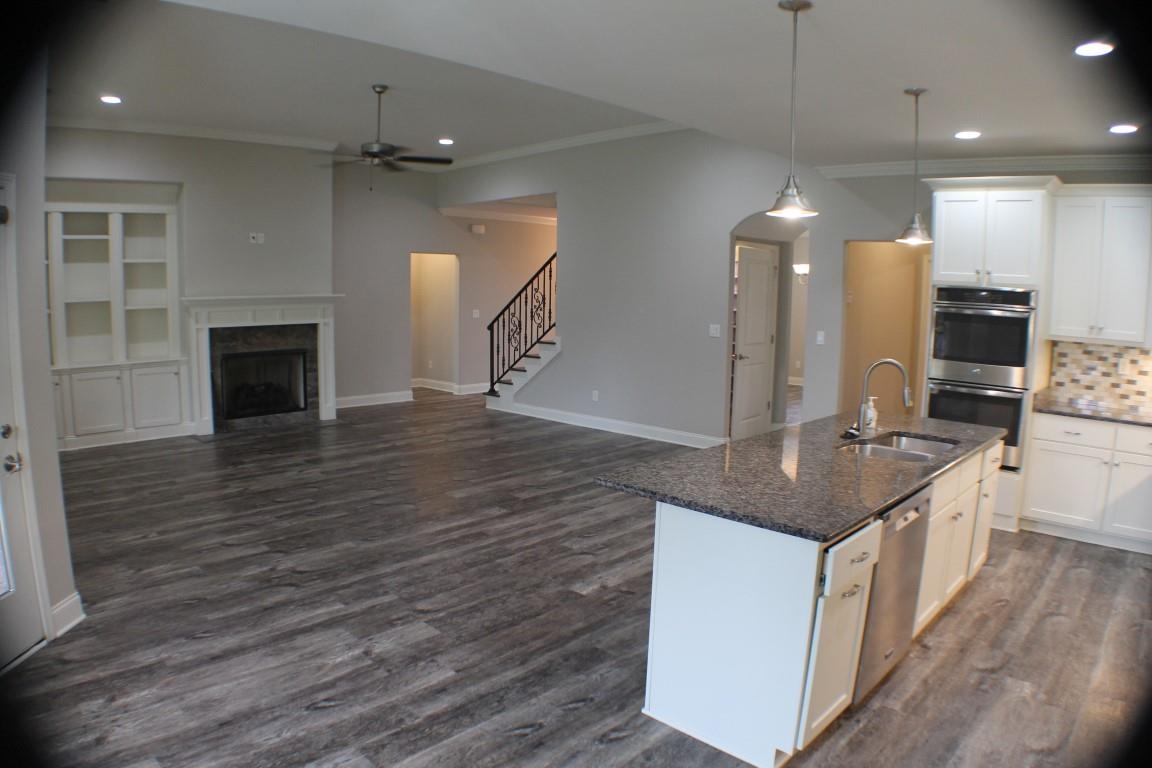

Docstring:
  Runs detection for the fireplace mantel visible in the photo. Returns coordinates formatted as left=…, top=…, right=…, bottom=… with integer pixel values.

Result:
left=185, top=295, right=340, bottom=434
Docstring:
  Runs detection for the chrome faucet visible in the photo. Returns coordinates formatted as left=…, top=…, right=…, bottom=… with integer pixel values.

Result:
left=854, top=358, right=913, bottom=435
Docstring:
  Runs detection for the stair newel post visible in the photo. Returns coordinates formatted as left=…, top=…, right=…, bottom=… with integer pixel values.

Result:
left=487, top=318, right=497, bottom=396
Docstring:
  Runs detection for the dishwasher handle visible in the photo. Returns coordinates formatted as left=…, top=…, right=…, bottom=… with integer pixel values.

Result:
left=893, top=508, right=921, bottom=532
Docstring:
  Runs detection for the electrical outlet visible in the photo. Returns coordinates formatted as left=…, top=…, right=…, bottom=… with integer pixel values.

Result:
left=709, top=324, right=722, bottom=338
left=472, top=309, right=480, bottom=319
left=816, top=330, right=826, bottom=345
left=248, top=232, right=265, bottom=244
left=592, top=389, right=599, bottom=402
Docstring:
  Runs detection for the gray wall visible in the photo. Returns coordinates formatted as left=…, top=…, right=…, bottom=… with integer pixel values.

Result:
left=438, top=129, right=898, bottom=437
left=0, top=62, right=77, bottom=609
left=332, top=166, right=554, bottom=398
left=46, top=128, right=333, bottom=297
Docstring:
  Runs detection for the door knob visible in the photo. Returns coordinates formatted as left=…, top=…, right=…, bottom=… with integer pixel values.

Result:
left=731, top=353, right=749, bottom=360
left=4, top=453, right=23, bottom=473
left=0, top=423, right=12, bottom=439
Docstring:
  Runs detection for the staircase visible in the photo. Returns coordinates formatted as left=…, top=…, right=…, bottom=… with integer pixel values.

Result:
left=485, top=252, right=558, bottom=408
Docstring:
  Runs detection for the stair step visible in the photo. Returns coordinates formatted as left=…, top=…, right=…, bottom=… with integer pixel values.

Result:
left=536, top=340, right=557, bottom=346
left=524, top=353, right=542, bottom=359
left=510, top=366, right=527, bottom=373
left=498, top=378, right=514, bottom=386
left=484, top=390, right=500, bottom=398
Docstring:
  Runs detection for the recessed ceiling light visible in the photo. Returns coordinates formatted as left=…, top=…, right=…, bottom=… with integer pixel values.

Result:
left=954, top=130, right=981, bottom=140
left=1110, top=124, right=1139, bottom=134
left=100, top=94, right=122, bottom=105
left=1075, top=40, right=1114, bottom=57
left=438, top=137, right=454, bottom=146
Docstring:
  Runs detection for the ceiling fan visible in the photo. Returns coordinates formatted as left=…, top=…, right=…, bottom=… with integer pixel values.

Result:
left=336, top=84, right=453, bottom=188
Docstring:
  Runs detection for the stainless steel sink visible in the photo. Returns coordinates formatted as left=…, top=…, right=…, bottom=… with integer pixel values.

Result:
left=838, top=443, right=934, bottom=462
left=865, top=432, right=958, bottom=456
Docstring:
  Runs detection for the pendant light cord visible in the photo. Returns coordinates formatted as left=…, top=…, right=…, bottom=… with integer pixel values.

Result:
left=911, top=91, right=919, bottom=210
left=788, top=7, right=799, bottom=178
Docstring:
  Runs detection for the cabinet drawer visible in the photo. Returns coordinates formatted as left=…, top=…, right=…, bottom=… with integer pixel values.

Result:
left=821, top=519, right=883, bottom=595
left=1114, top=423, right=1152, bottom=456
left=1031, top=413, right=1116, bottom=449
left=981, top=442, right=1004, bottom=477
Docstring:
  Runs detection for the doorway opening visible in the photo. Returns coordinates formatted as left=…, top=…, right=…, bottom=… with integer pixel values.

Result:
left=410, top=253, right=460, bottom=393
left=728, top=242, right=780, bottom=440
left=839, top=241, right=932, bottom=418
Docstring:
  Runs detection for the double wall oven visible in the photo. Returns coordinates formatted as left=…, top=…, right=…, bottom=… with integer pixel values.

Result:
left=927, top=286, right=1036, bottom=469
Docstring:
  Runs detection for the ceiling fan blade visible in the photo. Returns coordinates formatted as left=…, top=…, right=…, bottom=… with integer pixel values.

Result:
left=381, top=159, right=407, bottom=172
left=394, top=155, right=454, bottom=165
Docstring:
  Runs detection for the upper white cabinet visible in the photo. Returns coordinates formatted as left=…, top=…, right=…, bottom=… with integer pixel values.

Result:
left=929, top=178, right=1056, bottom=287
left=47, top=205, right=179, bottom=367
left=1049, top=189, right=1152, bottom=344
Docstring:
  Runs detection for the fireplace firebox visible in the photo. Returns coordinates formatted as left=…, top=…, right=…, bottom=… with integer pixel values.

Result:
left=220, top=349, right=308, bottom=419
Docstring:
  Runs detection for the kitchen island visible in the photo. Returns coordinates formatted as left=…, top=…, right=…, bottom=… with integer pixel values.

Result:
left=596, top=412, right=1005, bottom=768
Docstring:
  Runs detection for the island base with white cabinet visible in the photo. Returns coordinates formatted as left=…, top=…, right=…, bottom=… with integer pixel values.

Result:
left=597, top=412, right=1005, bottom=766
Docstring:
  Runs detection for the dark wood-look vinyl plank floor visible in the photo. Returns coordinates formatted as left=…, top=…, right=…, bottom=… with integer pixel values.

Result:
left=5, top=389, right=1151, bottom=767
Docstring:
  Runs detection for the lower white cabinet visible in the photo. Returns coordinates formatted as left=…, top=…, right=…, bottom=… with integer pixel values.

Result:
left=70, top=369, right=126, bottom=435
left=915, top=441, right=1002, bottom=636
left=1024, top=413, right=1152, bottom=547
left=54, top=361, right=191, bottom=448
left=797, top=519, right=883, bottom=747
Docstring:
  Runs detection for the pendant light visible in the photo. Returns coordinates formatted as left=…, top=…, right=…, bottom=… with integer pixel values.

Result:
left=767, top=0, right=818, bottom=219
left=895, top=87, right=932, bottom=245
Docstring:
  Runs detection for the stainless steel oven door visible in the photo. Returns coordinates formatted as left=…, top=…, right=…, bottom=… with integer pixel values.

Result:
left=930, top=305, right=1033, bottom=389
left=927, top=381, right=1026, bottom=469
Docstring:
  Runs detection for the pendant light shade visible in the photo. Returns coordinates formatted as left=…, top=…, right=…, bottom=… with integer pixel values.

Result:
left=895, top=87, right=932, bottom=244
left=767, top=0, right=818, bottom=219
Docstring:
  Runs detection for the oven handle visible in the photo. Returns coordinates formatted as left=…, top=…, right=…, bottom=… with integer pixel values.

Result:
left=928, top=382, right=1026, bottom=399
left=932, top=305, right=1034, bottom=317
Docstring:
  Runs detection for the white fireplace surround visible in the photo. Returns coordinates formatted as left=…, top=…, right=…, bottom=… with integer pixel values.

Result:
left=184, top=295, right=340, bottom=435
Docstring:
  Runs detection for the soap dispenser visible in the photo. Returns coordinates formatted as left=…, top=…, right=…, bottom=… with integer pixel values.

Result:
left=864, top=396, right=878, bottom=430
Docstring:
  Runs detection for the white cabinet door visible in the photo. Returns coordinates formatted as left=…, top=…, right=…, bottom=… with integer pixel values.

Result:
left=968, top=470, right=1000, bottom=578
left=1097, top=197, right=1152, bottom=344
left=932, top=191, right=986, bottom=284
left=70, top=369, right=125, bottom=435
left=1025, top=439, right=1111, bottom=530
left=798, top=520, right=883, bottom=748
left=985, top=190, right=1045, bottom=286
left=915, top=498, right=953, bottom=636
left=131, top=365, right=182, bottom=428
left=1050, top=197, right=1103, bottom=339
left=1103, top=452, right=1152, bottom=542
left=943, top=484, right=979, bottom=601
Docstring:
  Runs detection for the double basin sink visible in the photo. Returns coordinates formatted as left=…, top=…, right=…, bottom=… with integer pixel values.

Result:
left=839, top=431, right=959, bottom=463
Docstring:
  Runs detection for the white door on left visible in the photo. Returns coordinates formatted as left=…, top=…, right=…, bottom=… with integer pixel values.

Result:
left=0, top=176, right=46, bottom=668
left=730, top=244, right=779, bottom=440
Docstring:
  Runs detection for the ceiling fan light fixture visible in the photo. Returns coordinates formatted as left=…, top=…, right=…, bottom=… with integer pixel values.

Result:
left=1075, top=40, right=1114, bottom=57
left=896, top=87, right=931, bottom=245
left=767, top=0, right=818, bottom=219
left=438, top=137, right=455, bottom=146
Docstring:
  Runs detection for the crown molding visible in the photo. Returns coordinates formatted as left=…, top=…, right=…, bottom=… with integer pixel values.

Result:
left=450, top=121, right=683, bottom=169
left=48, top=118, right=340, bottom=152
left=817, top=154, right=1152, bottom=179
left=438, top=205, right=556, bottom=225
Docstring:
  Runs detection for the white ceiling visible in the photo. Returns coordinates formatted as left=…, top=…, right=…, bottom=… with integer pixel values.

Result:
left=46, top=0, right=1150, bottom=172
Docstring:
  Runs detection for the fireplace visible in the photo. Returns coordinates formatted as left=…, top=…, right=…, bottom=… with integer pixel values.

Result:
left=220, top=349, right=308, bottom=419
left=209, top=323, right=319, bottom=431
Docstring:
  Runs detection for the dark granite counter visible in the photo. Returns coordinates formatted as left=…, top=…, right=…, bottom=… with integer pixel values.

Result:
left=1032, top=388, right=1152, bottom=428
left=595, top=413, right=1004, bottom=543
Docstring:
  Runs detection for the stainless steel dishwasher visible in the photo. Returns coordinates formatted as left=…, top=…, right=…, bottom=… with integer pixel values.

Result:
left=853, top=485, right=932, bottom=703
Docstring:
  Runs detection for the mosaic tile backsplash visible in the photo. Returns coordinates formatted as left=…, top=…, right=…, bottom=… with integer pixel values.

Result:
left=1050, top=341, right=1152, bottom=407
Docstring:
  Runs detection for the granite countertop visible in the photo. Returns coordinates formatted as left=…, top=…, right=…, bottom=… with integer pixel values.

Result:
left=595, top=413, right=1005, bottom=543
left=1032, top=388, right=1152, bottom=428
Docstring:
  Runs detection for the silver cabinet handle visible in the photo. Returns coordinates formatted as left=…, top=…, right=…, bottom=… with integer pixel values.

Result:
left=1114, top=461, right=1121, bottom=467
left=841, top=584, right=862, bottom=599
left=990, top=457, right=1000, bottom=465
left=1063, top=430, right=1082, bottom=436
left=850, top=551, right=871, bottom=565
left=4, top=453, right=24, bottom=473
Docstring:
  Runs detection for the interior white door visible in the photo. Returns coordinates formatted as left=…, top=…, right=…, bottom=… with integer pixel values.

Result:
left=0, top=177, right=46, bottom=667
left=730, top=244, right=779, bottom=441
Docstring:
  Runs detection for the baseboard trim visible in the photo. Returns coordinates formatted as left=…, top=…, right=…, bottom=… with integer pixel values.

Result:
left=336, top=391, right=414, bottom=409
left=1018, top=518, right=1152, bottom=555
left=59, top=422, right=196, bottom=451
left=411, top=380, right=490, bottom=396
left=487, top=400, right=725, bottom=448
left=51, top=592, right=86, bottom=638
